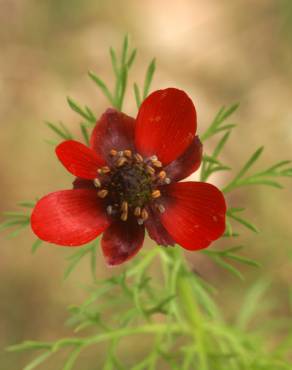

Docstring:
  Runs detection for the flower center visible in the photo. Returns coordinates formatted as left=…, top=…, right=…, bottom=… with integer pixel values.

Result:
left=93, top=149, right=170, bottom=224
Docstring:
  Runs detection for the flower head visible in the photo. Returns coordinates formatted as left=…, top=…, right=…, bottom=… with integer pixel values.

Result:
left=31, top=88, right=226, bottom=265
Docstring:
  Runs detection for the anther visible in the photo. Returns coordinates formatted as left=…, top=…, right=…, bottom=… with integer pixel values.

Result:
left=116, top=157, right=127, bottom=167
left=134, top=153, right=143, bottom=163
left=164, top=178, right=171, bottom=184
left=98, top=166, right=110, bottom=174
left=158, top=171, right=167, bottom=180
left=152, top=190, right=161, bottom=199
left=152, top=160, right=162, bottom=168
left=121, top=210, right=128, bottom=222
left=134, top=206, right=141, bottom=217
left=124, top=149, right=132, bottom=158
left=110, top=149, right=118, bottom=156
left=121, top=201, right=128, bottom=213
left=150, top=155, right=158, bottom=161
left=156, top=204, right=165, bottom=213
left=141, top=208, right=149, bottom=221
left=106, top=205, right=113, bottom=215
left=137, top=218, right=144, bottom=225
left=97, top=189, right=108, bottom=198
left=146, top=165, right=155, bottom=175
left=93, top=178, right=101, bottom=188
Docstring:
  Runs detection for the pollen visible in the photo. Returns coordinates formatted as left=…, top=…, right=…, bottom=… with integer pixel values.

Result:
left=116, top=157, right=127, bottom=167
left=134, top=153, right=143, bottom=163
left=134, top=206, right=141, bottom=217
left=97, top=189, right=108, bottom=198
left=93, top=178, right=101, bottom=188
left=121, top=212, right=128, bottom=221
left=106, top=205, right=113, bottom=215
left=124, top=149, right=132, bottom=158
left=110, top=149, right=118, bottom=156
left=152, top=190, right=161, bottom=199
left=158, top=170, right=166, bottom=179
left=141, top=208, right=149, bottom=221
left=98, top=166, right=111, bottom=174
left=152, top=160, right=162, bottom=168
left=121, top=201, right=128, bottom=213
left=146, top=165, right=155, bottom=175
left=137, top=218, right=144, bottom=225
left=156, top=204, right=165, bottom=213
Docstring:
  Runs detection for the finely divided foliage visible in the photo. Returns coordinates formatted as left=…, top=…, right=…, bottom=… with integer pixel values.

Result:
left=2, top=36, right=292, bottom=369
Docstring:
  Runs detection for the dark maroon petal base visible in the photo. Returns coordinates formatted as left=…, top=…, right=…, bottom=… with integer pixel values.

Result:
left=164, top=136, right=202, bottom=182
left=90, top=108, right=136, bottom=164
left=145, top=205, right=175, bottom=247
left=101, top=218, right=145, bottom=266
left=73, top=177, right=95, bottom=190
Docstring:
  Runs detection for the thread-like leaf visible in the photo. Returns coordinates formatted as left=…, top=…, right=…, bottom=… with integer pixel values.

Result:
left=143, top=58, right=156, bottom=99
left=88, top=72, right=114, bottom=105
left=133, top=83, right=142, bottom=109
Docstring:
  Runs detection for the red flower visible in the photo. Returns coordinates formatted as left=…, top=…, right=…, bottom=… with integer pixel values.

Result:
left=31, top=88, right=226, bottom=265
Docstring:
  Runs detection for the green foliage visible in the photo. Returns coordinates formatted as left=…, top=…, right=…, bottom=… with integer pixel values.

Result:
left=200, top=104, right=239, bottom=142
left=1, top=37, right=292, bottom=369
left=89, top=35, right=137, bottom=111
left=134, top=58, right=156, bottom=108
left=223, top=151, right=292, bottom=193
left=0, top=209, right=31, bottom=238
left=6, top=249, right=292, bottom=369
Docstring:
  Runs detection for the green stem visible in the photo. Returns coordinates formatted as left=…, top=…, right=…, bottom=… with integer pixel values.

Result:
left=175, top=250, right=209, bottom=370
left=8, top=324, right=187, bottom=354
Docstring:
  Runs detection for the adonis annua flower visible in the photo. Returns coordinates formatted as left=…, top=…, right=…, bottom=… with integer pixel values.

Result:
left=31, top=88, right=226, bottom=265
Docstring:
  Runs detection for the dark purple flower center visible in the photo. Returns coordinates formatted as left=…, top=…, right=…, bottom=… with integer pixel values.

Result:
left=109, top=163, right=152, bottom=207
left=94, top=149, right=170, bottom=224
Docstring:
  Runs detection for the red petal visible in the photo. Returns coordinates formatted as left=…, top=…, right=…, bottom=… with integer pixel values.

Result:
left=56, top=140, right=105, bottom=179
left=135, top=88, right=197, bottom=165
left=164, top=136, right=202, bottom=182
left=101, top=219, right=145, bottom=266
left=31, top=189, right=110, bottom=246
left=90, top=108, right=136, bottom=163
left=160, top=182, right=226, bottom=250
left=145, top=205, right=175, bottom=246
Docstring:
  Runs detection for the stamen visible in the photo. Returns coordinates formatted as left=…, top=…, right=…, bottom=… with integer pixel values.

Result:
left=152, top=160, right=162, bottom=168
left=150, top=155, right=158, bottom=161
left=93, top=178, right=101, bottom=188
left=134, top=153, right=143, bottom=163
left=121, top=201, right=128, bottom=213
left=164, top=178, right=171, bottom=184
left=146, top=165, right=155, bottom=175
left=121, top=210, right=128, bottom=221
left=124, top=149, right=132, bottom=158
left=156, top=204, right=165, bottom=213
left=110, top=149, right=118, bottom=156
left=158, top=171, right=166, bottom=180
left=106, top=205, right=113, bottom=215
left=134, top=206, right=141, bottom=217
left=141, top=208, right=149, bottom=221
left=116, top=157, right=127, bottom=167
left=152, top=190, right=161, bottom=199
left=137, top=218, right=144, bottom=225
left=98, top=166, right=111, bottom=174
left=97, top=189, right=108, bottom=198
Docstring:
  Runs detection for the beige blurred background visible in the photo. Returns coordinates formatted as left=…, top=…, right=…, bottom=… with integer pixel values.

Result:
left=0, top=0, right=292, bottom=368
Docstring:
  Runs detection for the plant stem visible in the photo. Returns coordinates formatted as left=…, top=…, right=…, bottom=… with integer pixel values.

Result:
left=175, top=250, right=209, bottom=370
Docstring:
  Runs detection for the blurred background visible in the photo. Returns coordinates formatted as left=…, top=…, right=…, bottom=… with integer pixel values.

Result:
left=0, top=0, right=291, bottom=368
